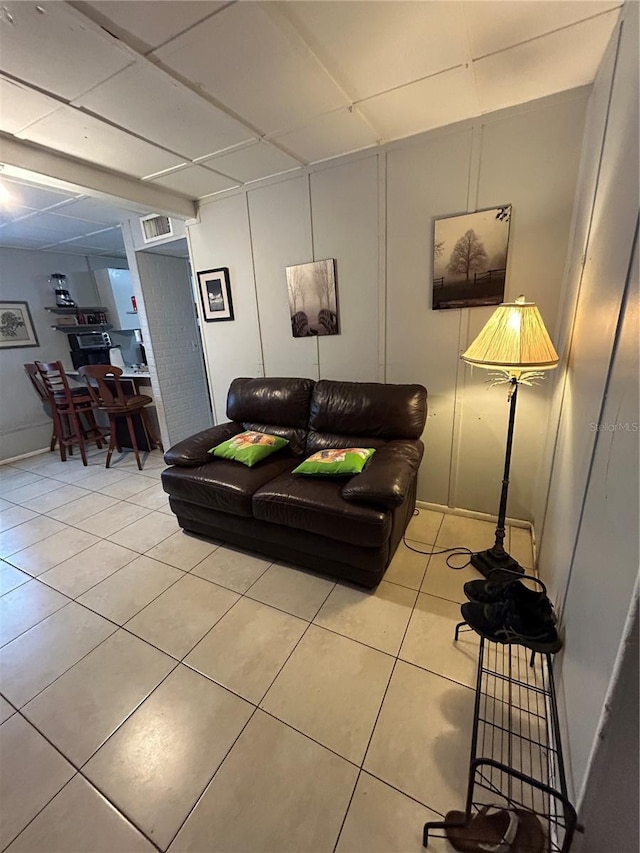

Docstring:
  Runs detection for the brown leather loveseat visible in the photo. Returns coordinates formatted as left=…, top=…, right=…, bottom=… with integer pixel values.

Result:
left=161, top=377, right=427, bottom=587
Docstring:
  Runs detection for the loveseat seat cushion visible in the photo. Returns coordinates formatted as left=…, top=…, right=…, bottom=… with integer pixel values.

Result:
left=162, top=455, right=297, bottom=517
left=309, top=379, right=427, bottom=440
left=342, top=440, right=424, bottom=508
left=252, top=472, right=391, bottom=548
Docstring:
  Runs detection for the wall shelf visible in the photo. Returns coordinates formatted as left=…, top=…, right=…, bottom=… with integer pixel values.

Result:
left=424, top=632, right=577, bottom=852
left=45, top=306, right=108, bottom=314
left=51, top=324, right=114, bottom=333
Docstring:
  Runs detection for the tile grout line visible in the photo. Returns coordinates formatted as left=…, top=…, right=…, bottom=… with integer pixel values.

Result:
left=163, top=574, right=341, bottom=847
left=163, top=594, right=334, bottom=850
left=2, top=711, right=167, bottom=853
left=2, top=460, right=534, bottom=848
left=332, top=566, right=427, bottom=852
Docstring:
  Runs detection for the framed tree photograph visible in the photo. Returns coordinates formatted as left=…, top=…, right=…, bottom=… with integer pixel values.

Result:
left=197, top=268, right=234, bottom=322
left=286, top=259, right=339, bottom=337
left=432, top=206, right=512, bottom=310
left=0, top=301, right=39, bottom=349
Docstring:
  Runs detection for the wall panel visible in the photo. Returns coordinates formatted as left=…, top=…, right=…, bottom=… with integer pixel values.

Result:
left=532, top=28, right=619, bottom=529
left=386, top=128, right=473, bottom=505
left=455, top=94, right=588, bottom=518
left=188, top=194, right=263, bottom=419
left=311, top=155, right=380, bottom=382
left=247, top=177, right=317, bottom=379
left=538, top=7, right=638, bottom=604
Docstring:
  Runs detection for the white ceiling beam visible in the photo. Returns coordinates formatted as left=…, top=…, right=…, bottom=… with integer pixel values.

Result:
left=0, top=134, right=196, bottom=219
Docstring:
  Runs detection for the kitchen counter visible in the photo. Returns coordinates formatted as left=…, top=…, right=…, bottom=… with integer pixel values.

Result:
left=112, top=368, right=151, bottom=380
left=67, top=368, right=151, bottom=381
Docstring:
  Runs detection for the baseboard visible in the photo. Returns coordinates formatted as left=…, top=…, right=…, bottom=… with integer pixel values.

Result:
left=415, top=500, right=537, bottom=567
left=415, top=500, right=532, bottom=530
left=0, top=448, right=49, bottom=465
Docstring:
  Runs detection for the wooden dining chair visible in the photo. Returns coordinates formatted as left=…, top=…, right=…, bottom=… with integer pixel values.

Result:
left=35, top=361, right=104, bottom=465
left=24, top=362, right=58, bottom=452
left=78, top=365, right=162, bottom=470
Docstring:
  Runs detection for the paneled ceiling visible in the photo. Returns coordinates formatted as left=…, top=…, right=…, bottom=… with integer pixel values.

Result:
left=0, top=0, right=622, bottom=214
left=0, top=174, right=136, bottom=256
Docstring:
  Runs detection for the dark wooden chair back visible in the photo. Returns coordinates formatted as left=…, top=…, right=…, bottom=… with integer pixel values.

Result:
left=24, top=363, right=49, bottom=403
left=78, top=364, right=127, bottom=409
left=35, top=361, right=77, bottom=407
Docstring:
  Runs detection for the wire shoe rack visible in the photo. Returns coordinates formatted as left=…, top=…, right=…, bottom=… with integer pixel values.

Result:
left=423, top=628, right=577, bottom=852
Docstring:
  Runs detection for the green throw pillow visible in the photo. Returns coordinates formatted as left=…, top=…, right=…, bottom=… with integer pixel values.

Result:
left=292, top=447, right=375, bottom=476
left=210, top=430, right=288, bottom=467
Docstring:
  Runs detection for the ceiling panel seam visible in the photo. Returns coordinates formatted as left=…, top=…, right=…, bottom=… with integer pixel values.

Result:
left=262, top=4, right=354, bottom=107
left=260, top=4, right=382, bottom=143
left=471, top=7, right=623, bottom=63
left=460, top=0, right=481, bottom=106
left=64, top=1, right=273, bottom=148
left=353, top=63, right=468, bottom=107
left=134, top=0, right=237, bottom=56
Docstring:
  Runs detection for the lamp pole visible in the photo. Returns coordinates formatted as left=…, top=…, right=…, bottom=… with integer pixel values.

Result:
left=470, top=376, right=524, bottom=580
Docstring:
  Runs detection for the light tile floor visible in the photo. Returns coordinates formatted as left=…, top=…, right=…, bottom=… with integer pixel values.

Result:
left=0, top=445, right=534, bottom=853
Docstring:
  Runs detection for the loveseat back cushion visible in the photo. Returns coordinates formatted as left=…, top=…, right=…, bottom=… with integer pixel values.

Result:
left=252, top=472, right=391, bottom=548
left=309, top=380, right=427, bottom=441
left=240, top=423, right=308, bottom=457
left=161, top=455, right=297, bottom=517
left=305, top=431, right=388, bottom=456
left=227, top=377, right=315, bottom=457
left=227, top=377, right=315, bottom=428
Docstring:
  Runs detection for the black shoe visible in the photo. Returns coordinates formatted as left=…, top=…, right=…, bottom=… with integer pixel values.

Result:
left=461, top=599, right=563, bottom=654
left=464, top=573, right=556, bottom=624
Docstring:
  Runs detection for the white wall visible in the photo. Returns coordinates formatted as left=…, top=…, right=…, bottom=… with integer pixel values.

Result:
left=0, top=248, right=99, bottom=460
left=187, top=90, right=589, bottom=517
left=576, top=596, right=639, bottom=853
left=534, top=0, right=639, bottom=818
left=187, top=193, right=264, bottom=422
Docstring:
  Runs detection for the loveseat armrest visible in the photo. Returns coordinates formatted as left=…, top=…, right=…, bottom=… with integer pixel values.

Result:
left=341, top=440, right=424, bottom=508
left=163, top=422, right=243, bottom=467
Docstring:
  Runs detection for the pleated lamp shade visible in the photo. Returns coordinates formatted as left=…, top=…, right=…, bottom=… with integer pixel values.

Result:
left=462, top=296, right=559, bottom=371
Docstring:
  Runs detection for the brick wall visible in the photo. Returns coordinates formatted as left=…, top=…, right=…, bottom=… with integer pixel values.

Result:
left=133, top=251, right=213, bottom=447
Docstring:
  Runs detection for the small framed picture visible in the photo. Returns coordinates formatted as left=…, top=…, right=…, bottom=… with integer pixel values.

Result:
left=197, top=267, right=234, bottom=322
left=0, top=301, right=39, bottom=349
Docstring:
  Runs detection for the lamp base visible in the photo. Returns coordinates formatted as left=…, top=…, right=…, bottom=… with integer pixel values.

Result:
left=471, top=548, right=524, bottom=581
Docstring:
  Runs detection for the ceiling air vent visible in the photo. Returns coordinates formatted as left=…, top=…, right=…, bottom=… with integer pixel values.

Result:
left=140, top=214, right=173, bottom=243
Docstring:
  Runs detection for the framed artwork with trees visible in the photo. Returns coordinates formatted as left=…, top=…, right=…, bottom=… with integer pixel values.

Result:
left=432, top=206, right=511, bottom=310
left=0, top=301, right=39, bottom=348
left=286, top=259, right=339, bottom=337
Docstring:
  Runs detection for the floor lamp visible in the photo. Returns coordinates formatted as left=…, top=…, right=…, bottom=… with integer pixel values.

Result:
left=461, top=296, right=559, bottom=579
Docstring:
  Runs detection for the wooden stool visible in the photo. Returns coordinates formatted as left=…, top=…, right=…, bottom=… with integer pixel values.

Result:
left=78, top=365, right=162, bottom=470
left=35, top=361, right=104, bottom=465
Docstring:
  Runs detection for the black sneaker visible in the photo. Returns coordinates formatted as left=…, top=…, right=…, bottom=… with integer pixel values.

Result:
left=461, top=599, right=563, bottom=654
left=464, top=574, right=556, bottom=624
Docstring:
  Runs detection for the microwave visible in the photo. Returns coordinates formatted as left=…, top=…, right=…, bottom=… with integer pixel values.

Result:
left=68, top=331, right=112, bottom=350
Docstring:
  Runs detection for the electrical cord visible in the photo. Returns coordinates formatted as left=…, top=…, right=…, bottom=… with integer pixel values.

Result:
left=403, top=508, right=475, bottom=570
